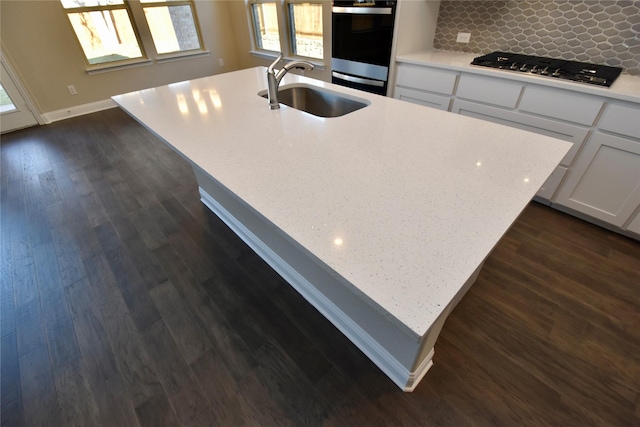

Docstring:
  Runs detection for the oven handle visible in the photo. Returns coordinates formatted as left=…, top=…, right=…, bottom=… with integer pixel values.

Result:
left=332, top=6, right=392, bottom=15
left=332, top=71, right=385, bottom=87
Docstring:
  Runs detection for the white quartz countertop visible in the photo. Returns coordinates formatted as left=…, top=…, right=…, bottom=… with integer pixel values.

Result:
left=113, top=67, right=571, bottom=337
left=396, top=50, right=640, bottom=104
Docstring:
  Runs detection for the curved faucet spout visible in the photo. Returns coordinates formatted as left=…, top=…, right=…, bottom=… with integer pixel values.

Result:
left=281, top=61, right=315, bottom=75
left=267, top=52, right=284, bottom=76
left=266, top=52, right=314, bottom=110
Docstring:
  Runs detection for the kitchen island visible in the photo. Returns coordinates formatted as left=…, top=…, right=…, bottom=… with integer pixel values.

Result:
left=113, top=67, right=571, bottom=391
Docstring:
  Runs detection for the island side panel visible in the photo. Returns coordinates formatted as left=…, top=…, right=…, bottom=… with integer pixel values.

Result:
left=192, top=165, right=439, bottom=390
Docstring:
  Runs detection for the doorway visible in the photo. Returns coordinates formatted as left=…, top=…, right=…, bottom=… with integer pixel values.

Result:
left=1, top=59, right=39, bottom=133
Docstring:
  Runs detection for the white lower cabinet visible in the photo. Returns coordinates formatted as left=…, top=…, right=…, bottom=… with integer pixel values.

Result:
left=554, top=132, right=640, bottom=228
left=395, top=87, right=452, bottom=111
left=449, top=74, right=604, bottom=201
left=455, top=73, right=522, bottom=108
left=394, top=64, right=457, bottom=111
left=393, top=62, right=640, bottom=237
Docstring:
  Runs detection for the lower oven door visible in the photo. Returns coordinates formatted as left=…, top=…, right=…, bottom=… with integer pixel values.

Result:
left=331, top=58, right=388, bottom=95
left=332, top=71, right=386, bottom=95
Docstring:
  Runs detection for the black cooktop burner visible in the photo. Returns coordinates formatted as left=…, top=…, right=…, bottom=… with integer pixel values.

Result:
left=471, top=52, right=623, bottom=87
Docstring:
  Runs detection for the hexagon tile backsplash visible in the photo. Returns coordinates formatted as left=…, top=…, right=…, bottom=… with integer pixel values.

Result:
left=433, top=0, right=640, bottom=76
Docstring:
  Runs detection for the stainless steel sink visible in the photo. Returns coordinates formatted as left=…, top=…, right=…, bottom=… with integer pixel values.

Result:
left=259, top=84, right=369, bottom=118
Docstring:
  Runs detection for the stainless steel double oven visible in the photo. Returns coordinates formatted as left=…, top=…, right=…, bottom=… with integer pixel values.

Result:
left=331, top=0, right=397, bottom=95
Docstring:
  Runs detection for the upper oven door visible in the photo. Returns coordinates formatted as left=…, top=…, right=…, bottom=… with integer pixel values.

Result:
left=332, top=1, right=396, bottom=67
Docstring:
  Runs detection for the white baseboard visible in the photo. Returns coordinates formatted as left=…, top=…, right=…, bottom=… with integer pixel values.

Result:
left=42, top=99, right=117, bottom=124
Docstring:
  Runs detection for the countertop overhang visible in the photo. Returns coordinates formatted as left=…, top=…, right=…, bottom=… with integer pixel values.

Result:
left=112, top=67, right=571, bottom=338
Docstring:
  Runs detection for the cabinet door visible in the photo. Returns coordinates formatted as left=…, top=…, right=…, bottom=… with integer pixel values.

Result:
left=395, top=87, right=451, bottom=111
left=519, top=85, right=604, bottom=126
left=597, top=102, right=640, bottom=140
left=456, top=74, right=523, bottom=108
left=554, top=132, right=640, bottom=227
left=395, top=64, right=458, bottom=95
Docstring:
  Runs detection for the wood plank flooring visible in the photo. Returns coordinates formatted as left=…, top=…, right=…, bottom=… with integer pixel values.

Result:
left=1, top=108, right=639, bottom=426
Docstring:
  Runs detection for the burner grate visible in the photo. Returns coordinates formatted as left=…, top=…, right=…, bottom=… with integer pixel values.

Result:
left=471, top=52, right=622, bottom=87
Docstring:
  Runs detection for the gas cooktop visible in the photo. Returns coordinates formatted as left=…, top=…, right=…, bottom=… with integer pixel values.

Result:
left=471, top=52, right=623, bottom=87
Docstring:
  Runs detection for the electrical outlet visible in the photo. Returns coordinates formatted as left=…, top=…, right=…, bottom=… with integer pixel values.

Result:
left=67, top=85, right=77, bottom=95
left=218, top=58, right=224, bottom=66
left=457, top=32, right=471, bottom=43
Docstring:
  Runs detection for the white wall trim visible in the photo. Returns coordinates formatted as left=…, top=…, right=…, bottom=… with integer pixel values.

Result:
left=42, top=99, right=117, bottom=124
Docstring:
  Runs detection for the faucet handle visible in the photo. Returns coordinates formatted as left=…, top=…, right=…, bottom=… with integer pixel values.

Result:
left=267, top=52, right=284, bottom=74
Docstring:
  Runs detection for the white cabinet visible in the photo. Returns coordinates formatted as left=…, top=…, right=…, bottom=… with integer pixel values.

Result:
left=597, top=102, right=640, bottom=139
left=394, top=64, right=458, bottom=111
left=554, top=101, right=640, bottom=231
left=395, top=87, right=453, bottom=111
left=554, top=132, right=640, bottom=228
left=450, top=74, right=604, bottom=200
left=393, top=62, right=640, bottom=237
left=518, top=85, right=603, bottom=126
left=456, top=73, right=522, bottom=108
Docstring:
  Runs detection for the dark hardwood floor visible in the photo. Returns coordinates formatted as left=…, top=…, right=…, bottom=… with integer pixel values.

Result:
left=1, top=108, right=639, bottom=426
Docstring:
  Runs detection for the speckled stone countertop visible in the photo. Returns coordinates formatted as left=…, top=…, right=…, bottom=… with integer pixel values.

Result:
left=396, top=50, right=640, bottom=104
left=113, top=67, right=571, bottom=337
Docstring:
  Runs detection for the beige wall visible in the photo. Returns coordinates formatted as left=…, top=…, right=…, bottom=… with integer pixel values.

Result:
left=0, top=1, right=244, bottom=115
left=0, top=0, right=333, bottom=117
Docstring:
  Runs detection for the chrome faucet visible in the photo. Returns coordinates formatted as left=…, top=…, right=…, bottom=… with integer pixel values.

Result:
left=266, top=52, right=314, bottom=110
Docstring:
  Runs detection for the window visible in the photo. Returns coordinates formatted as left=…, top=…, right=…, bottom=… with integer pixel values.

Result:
left=140, top=0, right=203, bottom=55
left=0, top=82, right=16, bottom=113
left=248, top=0, right=324, bottom=61
left=250, top=2, right=281, bottom=52
left=60, top=0, right=143, bottom=65
left=288, top=3, right=322, bottom=59
left=61, top=0, right=204, bottom=67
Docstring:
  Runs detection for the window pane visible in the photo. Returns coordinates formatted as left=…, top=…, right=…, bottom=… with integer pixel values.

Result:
left=0, top=82, right=17, bottom=113
left=289, top=3, right=323, bottom=59
left=68, top=9, right=143, bottom=64
left=251, top=3, right=281, bottom=52
left=61, top=0, right=124, bottom=9
left=143, top=5, right=201, bottom=54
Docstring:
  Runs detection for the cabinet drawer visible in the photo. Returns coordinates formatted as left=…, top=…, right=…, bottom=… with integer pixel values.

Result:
left=451, top=99, right=589, bottom=166
left=456, top=74, right=523, bottom=108
left=396, top=64, right=458, bottom=95
left=395, top=87, right=451, bottom=111
left=598, top=102, right=640, bottom=140
left=519, top=85, right=604, bottom=126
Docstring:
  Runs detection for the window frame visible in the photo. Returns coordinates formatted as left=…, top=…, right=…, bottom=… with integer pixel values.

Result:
left=247, top=0, right=326, bottom=65
left=60, top=0, right=208, bottom=73
left=248, top=0, right=283, bottom=54
left=286, top=0, right=324, bottom=60
left=139, top=0, right=205, bottom=58
left=61, top=1, right=148, bottom=68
